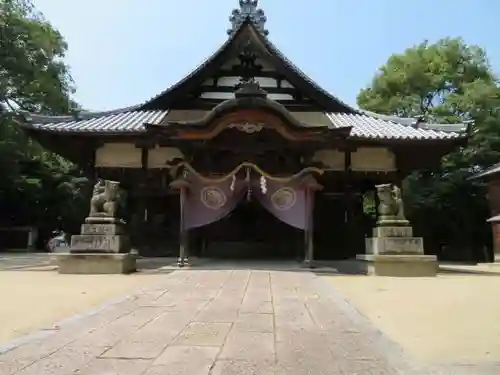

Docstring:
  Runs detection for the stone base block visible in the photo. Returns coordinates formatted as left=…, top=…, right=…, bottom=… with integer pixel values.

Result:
left=301, top=259, right=317, bottom=269
left=366, top=236, right=423, bottom=255
left=70, top=234, right=130, bottom=253
left=372, top=226, right=413, bottom=238
left=81, top=223, right=125, bottom=235
left=56, top=253, right=137, bottom=274
left=356, top=254, right=438, bottom=277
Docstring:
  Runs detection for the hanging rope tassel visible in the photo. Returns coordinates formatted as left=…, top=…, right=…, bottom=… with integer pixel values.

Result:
left=230, top=174, right=236, bottom=192
left=245, top=167, right=252, bottom=201
left=260, top=175, right=267, bottom=194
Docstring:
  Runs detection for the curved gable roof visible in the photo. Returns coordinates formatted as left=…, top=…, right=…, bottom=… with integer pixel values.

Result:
left=138, top=19, right=358, bottom=114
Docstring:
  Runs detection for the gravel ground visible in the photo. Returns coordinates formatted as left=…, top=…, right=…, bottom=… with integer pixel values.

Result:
left=0, top=271, right=167, bottom=343
left=330, top=274, right=500, bottom=365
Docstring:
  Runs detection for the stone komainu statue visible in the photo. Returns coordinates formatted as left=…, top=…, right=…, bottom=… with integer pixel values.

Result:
left=89, top=179, right=120, bottom=217
left=375, top=183, right=407, bottom=222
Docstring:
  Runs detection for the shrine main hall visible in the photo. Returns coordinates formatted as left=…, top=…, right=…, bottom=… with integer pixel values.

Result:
left=16, top=1, right=470, bottom=274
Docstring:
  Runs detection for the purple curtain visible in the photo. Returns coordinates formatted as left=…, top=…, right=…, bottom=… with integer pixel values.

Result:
left=183, top=178, right=245, bottom=230
left=252, top=178, right=309, bottom=230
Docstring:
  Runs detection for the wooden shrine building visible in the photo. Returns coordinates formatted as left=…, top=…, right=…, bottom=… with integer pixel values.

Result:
left=16, top=1, right=470, bottom=262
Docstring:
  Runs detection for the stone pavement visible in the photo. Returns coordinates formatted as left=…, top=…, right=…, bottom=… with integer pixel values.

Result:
left=0, top=269, right=486, bottom=375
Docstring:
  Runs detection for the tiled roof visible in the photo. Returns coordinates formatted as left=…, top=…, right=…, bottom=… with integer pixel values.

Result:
left=18, top=108, right=466, bottom=141
left=20, top=109, right=168, bottom=133
left=326, top=113, right=465, bottom=140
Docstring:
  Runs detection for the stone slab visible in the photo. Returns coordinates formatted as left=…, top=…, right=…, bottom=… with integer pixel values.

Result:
left=80, top=223, right=125, bottom=235
left=84, top=216, right=124, bottom=224
left=76, top=358, right=151, bottom=375
left=56, top=253, right=137, bottom=274
left=232, top=313, right=274, bottom=332
left=356, top=254, right=438, bottom=277
left=376, top=217, right=410, bottom=227
left=70, top=234, right=130, bottom=253
left=211, top=359, right=276, bottom=375
left=365, top=236, right=424, bottom=255
left=173, top=322, right=232, bottom=346
left=153, top=345, right=219, bottom=366
left=372, top=226, right=413, bottom=238
left=218, top=330, right=275, bottom=362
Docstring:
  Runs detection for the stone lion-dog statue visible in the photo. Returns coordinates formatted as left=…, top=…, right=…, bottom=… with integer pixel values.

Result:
left=375, top=183, right=407, bottom=223
left=88, top=179, right=120, bottom=218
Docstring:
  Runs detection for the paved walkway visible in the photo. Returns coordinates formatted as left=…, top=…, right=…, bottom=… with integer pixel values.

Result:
left=0, top=269, right=482, bottom=375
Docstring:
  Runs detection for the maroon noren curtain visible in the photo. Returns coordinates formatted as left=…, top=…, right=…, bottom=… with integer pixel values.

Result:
left=183, top=178, right=245, bottom=230
left=252, top=178, right=309, bottom=230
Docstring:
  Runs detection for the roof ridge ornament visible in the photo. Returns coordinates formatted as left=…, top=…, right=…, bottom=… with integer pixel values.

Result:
left=235, top=77, right=267, bottom=98
left=227, top=0, right=269, bottom=36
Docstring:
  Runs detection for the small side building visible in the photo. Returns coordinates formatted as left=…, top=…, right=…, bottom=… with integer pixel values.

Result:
left=470, top=163, right=500, bottom=262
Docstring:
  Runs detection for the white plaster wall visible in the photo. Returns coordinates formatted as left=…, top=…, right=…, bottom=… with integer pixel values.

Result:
left=311, top=149, right=345, bottom=171
left=147, top=147, right=184, bottom=169
left=95, top=143, right=141, bottom=168
left=351, top=147, right=396, bottom=171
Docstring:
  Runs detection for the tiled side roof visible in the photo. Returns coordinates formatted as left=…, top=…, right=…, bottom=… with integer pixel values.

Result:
left=20, top=110, right=168, bottom=133
left=327, top=113, right=466, bottom=140
left=18, top=108, right=466, bottom=141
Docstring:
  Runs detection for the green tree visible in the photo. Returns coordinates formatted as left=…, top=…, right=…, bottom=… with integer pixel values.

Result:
left=0, top=0, right=88, bottom=246
left=358, top=38, right=499, bottom=260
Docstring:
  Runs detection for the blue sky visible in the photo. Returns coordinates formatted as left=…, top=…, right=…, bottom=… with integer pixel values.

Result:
left=34, top=0, right=500, bottom=111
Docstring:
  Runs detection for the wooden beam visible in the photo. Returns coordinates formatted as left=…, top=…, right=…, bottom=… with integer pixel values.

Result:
left=171, top=99, right=320, bottom=112
left=198, top=85, right=298, bottom=96
left=215, top=69, right=284, bottom=79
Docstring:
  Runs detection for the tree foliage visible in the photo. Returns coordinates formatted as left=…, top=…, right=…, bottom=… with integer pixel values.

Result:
left=0, top=0, right=88, bottom=246
left=358, top=38, right=500, bottom=259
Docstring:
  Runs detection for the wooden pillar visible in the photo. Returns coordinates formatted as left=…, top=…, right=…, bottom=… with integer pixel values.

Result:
left=343, top=184, right=355, bottom=256
left=304, top=187, right=314, bottom=267
left=302, top=175, right=323, bottom=267
left=27, top=227, right=38, bottom=252
left=487, top=180, right=500, bottom=261
left=353, top=192, right=366, bottom=255
left=342, top=148, right=358, bottom=257
left=178, top=187, right=189, bottom=267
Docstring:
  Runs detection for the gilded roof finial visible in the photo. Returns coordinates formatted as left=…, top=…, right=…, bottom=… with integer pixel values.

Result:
left=227, top=0, right=268, bottom=36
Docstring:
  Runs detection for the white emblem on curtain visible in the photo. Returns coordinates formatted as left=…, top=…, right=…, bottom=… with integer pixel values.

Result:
left=200, top=186, right=227, bottom=210
left=271, top=187, right=297, bottom=211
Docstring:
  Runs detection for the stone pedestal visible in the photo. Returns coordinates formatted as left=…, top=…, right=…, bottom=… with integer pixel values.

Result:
left=357, top=224, right=437, bottom=277
left=56, top=253, right=137, bottom=274
left=56, top=220, right=137, bottom=274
